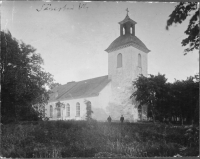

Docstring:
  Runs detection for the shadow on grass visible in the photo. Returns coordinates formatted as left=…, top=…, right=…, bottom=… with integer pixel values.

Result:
left=1, top=120, right=199, bottom=157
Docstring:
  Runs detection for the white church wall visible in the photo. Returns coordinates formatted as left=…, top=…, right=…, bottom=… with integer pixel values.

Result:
left=94, top=82, right=111, bottom=121
left=46, top=99, right=86, bottom=121
left=108, top=46, right=148, bottom=85
left=107, top=46, right=148, bottom=122
left=138, top=49, right=148, bottom=77
left=45, top=83, right=111, bottom=121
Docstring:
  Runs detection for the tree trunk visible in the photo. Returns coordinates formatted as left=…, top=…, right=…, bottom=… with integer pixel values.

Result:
left=151, top=110, right=155, bottom=123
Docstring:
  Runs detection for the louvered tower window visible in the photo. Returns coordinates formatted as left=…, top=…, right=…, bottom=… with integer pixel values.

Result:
left=138, top=53, right=142, bottom=68
left=117, top=53, right=122, bottom=68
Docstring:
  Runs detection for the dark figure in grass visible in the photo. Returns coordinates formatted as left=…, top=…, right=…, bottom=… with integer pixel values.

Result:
left=120, top=115, right=124, bottom=123
left=107, top=116, right=112, bottom=123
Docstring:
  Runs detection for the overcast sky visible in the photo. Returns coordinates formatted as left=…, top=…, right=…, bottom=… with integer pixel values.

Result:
left=2, top=1, right=199, bottom=84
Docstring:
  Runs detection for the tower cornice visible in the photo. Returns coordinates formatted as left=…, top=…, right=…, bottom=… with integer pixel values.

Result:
left=105, top=34, right=150, bottom=53
left=118, top=15, right=137, bottom=25
left=105, top=41, right=150, bottom=53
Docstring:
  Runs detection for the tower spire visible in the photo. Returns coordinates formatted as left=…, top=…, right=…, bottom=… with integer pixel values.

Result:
left=118, top=9, right=136, bottom=36
left=126, top=8, right=129, bottom=16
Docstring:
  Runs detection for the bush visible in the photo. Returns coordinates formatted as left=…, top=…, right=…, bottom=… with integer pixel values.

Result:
left=1, top=121, right=199, bottom=158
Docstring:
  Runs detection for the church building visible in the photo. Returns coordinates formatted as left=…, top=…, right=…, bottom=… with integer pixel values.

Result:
left=45, top=11, right=150, bottom=122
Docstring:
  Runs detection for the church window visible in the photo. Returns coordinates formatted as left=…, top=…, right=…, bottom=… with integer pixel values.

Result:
left=138, top=54, right=142, bottom=68
left=123, top=27, right=125, bottom=35
left=50, top=105, right=53, bottom=118
left=117, top=53, right=122, bottom=68
left=57, top=107, right=61, bottom=118
left=76, top=102, right=80, bottom=117
left=138, top=67, right=142, bottom=75
left=130, top=27, right=132, bottom=34
left=66, top=103, right=70, bottom=117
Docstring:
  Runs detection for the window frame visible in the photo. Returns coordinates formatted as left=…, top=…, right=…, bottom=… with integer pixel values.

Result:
left=66, top=103, right=70, bottom=117
left=117, top=53, right=122, bottom=68
left=57, top=107, right=61, bottom=118
left=76, top=102, right=80, bottom=117
left=138, top=53, right=142, bottom=68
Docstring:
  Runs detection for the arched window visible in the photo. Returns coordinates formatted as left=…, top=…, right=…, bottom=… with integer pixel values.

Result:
left=76, top=102, right=80, bottom=117
left=130, top=27, right=132, bottom=34
left=138, top=67, right=142, bottom=75
left=117, top=53, right=122, bottom=68
left=84, top=100, right=93, bottom=119
left=123, top=27, right=125, bottom=35
left=50, top=105, right=53, bottom=118
left=66, top=103, right=70, bottom=117
left=138, top=54, right=142, bottom=68
left=57, top=107, right=61, bottom=118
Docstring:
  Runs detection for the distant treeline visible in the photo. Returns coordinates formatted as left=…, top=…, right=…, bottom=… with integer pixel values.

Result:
left=132, top=73, right=199, bottom=124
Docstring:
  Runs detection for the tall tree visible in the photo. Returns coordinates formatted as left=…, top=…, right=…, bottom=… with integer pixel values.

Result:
left=131, top=74, right=168, bottom=122
left=84, top=100, right=93, bottom=120
left=132, top=73, right=199, bottom=124
left=166, top=2, right=199, bottom=54
left=1, top=30, right=54, bottom=123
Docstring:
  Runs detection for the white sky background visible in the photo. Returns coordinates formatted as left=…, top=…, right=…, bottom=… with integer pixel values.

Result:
left=2, top=1, right=199, bottom=84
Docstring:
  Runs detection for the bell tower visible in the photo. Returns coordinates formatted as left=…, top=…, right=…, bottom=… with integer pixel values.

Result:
left=105, top=9, right=150, bottom=121
left=119, top=8, right=136, bottom=36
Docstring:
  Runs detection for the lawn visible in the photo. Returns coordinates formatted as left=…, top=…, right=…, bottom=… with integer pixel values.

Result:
left=1, top=120, right=199, bottom=158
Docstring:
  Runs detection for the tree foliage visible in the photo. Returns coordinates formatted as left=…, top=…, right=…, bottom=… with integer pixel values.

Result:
left=84, top=100, right=93, bottom=120
left=131, top=74, right=168, bottom=122
left=131, top=73, right=199, bottom=124
left=49, top=82, right=61, bottom=90
left=166, top=2, right=199, bottom=54
left=1, top=30, right=54, bottom=123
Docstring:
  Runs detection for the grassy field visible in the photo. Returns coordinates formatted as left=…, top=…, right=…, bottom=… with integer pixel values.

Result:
left=1, top=120, right=199, bottom=158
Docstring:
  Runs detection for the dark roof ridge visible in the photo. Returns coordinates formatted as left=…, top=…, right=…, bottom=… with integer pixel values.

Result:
left=75, top=75, right=108, bottom=83
left=105, top=34, right=150, bottom=53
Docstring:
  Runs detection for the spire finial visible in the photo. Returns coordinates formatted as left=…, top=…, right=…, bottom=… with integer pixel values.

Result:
left=126, top=8, right=129, bottom=16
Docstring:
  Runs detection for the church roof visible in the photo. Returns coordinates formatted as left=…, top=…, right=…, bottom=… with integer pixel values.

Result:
left=49, top=75, right=110, bottom=102
left=105, top=34, right=150, bottom=53
left=118, top=15, right=137, bottom=25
